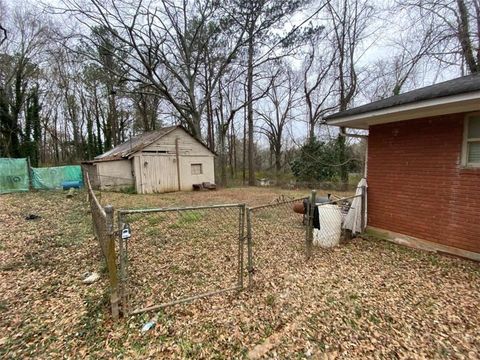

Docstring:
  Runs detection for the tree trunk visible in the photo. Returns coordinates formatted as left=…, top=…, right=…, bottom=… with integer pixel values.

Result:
left=243, top=90, right=247, bottom=185
left=219, top=130, right=227, bottom=187
left=275, top=144, right=281, bottom=178
left=456, top=0, right=479, bottom=73
left=338, top=126, right=348, bottom=190
left=247, top=28, right=255, bottom=186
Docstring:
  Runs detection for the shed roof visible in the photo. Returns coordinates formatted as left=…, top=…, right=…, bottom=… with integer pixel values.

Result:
left=92, top=125, right=213, bottom=162
left=326, top=73, right=480, bottom=121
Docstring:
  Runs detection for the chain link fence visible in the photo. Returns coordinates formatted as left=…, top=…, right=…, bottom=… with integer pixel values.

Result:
left=246, top=190, right=366, bottom=287
left=117, top=204, right=245, bottom=316
left=84, top=173, right=365, bottom=319
left=246, top=196, right=309, bottom=287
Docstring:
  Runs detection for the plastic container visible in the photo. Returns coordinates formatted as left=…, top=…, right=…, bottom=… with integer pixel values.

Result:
left=62, top=180, right=83, bottom=190
left=313, top=204, right=342, bottom=248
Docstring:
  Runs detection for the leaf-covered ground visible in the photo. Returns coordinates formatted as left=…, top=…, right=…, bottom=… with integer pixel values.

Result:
left=0, top=188, right=479, bottom=359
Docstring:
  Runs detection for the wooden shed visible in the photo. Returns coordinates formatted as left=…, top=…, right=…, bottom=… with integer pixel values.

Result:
left=82, top=126, right=215, bottom=194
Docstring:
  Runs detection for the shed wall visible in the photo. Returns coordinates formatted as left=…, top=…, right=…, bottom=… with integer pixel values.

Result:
left=368, top=113, right=480, bottom=253
left=142, top=127, right=213, bottom=156
left=82, top=164, right=99, bottom=188
left=179, top=155, right=215, bottom=190
left=133, top=128, right=215, bottom=193
left=96, top=159, right=134, bottom=190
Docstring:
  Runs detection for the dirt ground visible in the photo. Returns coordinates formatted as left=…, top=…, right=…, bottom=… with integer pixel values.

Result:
left=0, top=187, right=479, bottom=359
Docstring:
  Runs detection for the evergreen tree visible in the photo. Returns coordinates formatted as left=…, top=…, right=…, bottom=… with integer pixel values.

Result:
left=22, top=88, right=41, bottom=166
left=31, top=88, right=41, bottom=166
left=0, top=87, right=20, bottom=157
left=291, top=137, right=360, bottom=183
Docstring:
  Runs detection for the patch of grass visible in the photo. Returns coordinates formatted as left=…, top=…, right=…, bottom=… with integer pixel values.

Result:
left=24, top=250, right=52, bottom=270
left=119, top=186, right=136, bottom=194
left=0, top=260, right=23, bottom=271
left=180, top=211, right=202, bottom=223
left=146, top=215, right=166, bottom=226
left=76, top=291, right=110, bottom=348
left=325, top=296, right=336, bottom=305
left=265, top=294, right=276, bottom=307
left=145, top=227, right=162, bottom=237
left=178, top=339, right=202, bottom=357
left=0, top=300, right=8, bottom=312
left=169, top=211, right=203, bottom=229
left=59, top=203, right=91, bottom=246
left=368, top=314, right=381, bottom=325
left=263, top=323, right=274, bottom=337
left=125, top=213, right=144, bottom=223
left=100, top=259, right=108, bottom=275
left=354, top=305, right=363, bottom=318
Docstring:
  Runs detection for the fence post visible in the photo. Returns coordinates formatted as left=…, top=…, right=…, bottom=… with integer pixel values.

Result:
left=118, top=212, right=128, bottom=316
left=104, top=205, right=120, bottom=320
left=306, top=190, right=316, bottom=260
left=237, top=204, right=245, bottom=289
left=246, top=209, right=253, bottom=288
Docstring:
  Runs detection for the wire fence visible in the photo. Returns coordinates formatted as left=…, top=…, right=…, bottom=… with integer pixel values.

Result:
left=117, top=204, right=245, bottom=316
left=85, top=173, right=120, bottom=319
left=84, top=172, right=366, bottom=319
left=246, top=196, right=309, bottom=287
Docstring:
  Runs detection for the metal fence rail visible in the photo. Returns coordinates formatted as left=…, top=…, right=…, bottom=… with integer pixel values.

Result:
left=117, top=203, right=246, bottom=316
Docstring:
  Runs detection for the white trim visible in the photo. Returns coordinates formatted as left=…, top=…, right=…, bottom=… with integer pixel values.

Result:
left=462, top=112, right=480, bottom=168
left=327, top=91, right=480, bottom=129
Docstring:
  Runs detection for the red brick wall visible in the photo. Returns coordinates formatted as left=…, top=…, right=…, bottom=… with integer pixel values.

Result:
left=368, top=113, right=480, bottom=253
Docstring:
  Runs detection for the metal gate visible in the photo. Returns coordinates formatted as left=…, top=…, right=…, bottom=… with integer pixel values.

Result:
left=246, top=196, right=312, bottom=287
left=117, top=203, right=245, bottom=316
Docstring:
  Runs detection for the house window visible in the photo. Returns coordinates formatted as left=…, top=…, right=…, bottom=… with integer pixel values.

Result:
left=463, top=114, right=480, bottom=167
left=191, top=163, right=203, bottom=175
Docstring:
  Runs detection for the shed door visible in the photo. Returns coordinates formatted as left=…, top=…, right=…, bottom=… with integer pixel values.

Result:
left=141, top=154, right=178, bottom=193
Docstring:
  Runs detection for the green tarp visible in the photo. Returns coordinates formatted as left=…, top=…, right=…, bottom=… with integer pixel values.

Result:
left=0, top=159, right=83, bottom=192
left=0, top=158, right=30, bottom=194
left=32, top=165, right=83, bottom=190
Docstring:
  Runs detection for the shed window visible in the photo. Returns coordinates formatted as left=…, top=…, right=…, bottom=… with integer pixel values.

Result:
left=191, top=163, right=203, bottom=175
left=463, top=114, right=480, bottom=167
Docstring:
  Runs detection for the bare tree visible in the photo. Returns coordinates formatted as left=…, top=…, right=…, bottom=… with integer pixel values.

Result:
left=0, top=0, right=6, bottom=46
left=256, top=63, right=300, bottom=178
left=327, top=0, right=374, bottom=188
left=215, top=66, right=272, bottom=186
left=402, top=0, right=480, bottom=74
left=302, top=31, right=338, bottom=140
left=56, top=0, right=250, bottom=139
left=233, top=0, right=314, bottom=185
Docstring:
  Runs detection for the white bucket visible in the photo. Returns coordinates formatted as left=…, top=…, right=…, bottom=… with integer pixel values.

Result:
left=313, top=204, right=342, bottom=248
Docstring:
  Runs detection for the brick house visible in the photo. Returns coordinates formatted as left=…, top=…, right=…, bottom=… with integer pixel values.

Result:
left=326, top=74, right=480, bottom=261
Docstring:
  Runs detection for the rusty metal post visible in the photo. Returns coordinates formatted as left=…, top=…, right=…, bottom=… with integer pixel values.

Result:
left=246, top=208, right=253, bottom=288
left=237, top=204, right=245, bottom=289
left=117, top=211, right=128, bottom=316
left=306, top=190, right=316, bottom=259
left=104, top=205, right=119, bottom=320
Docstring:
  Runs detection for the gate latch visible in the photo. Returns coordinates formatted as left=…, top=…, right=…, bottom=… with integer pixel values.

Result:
left=121, top=224, right=131, bottom=240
